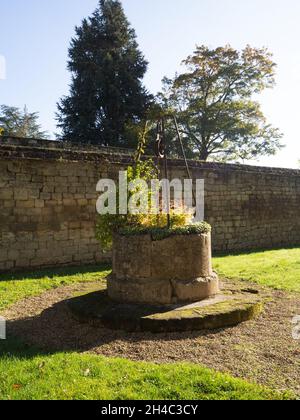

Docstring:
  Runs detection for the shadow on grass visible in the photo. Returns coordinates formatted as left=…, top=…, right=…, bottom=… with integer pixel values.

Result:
left=0, top=264, right=112, bottom=282
left=2, top=245, right=299, bottom=361
left=2, top=294, right=226, bottom=361
left=0, top=336, right=46, bottom=360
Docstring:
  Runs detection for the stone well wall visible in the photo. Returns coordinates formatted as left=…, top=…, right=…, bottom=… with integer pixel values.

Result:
left=109, top=232, right=219, bottom=304
left=0, top=136, right=300, bottom=272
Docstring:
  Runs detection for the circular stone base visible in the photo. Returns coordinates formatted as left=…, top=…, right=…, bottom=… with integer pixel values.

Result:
left=68, top=286, right=264, bottom=333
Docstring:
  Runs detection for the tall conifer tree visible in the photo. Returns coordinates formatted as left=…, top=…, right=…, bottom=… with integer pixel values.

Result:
left=57, top=0, right=150, bottom=146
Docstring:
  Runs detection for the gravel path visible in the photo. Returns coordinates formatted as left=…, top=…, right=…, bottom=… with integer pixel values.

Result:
left=2, top=279, right=300, bottom=396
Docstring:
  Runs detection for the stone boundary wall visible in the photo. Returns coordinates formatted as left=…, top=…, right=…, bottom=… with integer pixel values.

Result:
left=0, top=136, right=300, bottom=272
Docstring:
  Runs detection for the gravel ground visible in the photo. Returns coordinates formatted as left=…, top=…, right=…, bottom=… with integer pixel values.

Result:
left=2, top=280, right=300, bottom=396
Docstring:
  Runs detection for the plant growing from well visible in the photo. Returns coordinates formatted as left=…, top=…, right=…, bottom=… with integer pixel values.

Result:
left=95, top=117, right=204, bottom=251
left=95, top=157, right=196, bottom=251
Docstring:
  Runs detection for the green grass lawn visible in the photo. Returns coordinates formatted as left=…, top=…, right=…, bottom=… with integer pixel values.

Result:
left=0, top=265, right=111, bottom=311
left=1, top=249, right=299, bottom=401
left=214, top=247, right=300, bottom=293
left=0, top=338, right=291, bottom=400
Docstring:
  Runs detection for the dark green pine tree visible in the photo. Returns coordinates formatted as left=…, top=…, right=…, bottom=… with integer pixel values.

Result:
left=57, top=0, right=151, bottom=147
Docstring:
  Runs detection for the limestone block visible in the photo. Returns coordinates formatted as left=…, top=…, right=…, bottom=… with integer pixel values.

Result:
left=110, top=233, right=219, bottom=305
left=112, top=234, right=152, bottom=280
left=0, top=190, right=13, bottom=200
left=108, top=276, right=173, bottom=305
left=151, top=233, right=213, bottom=280
left=171, top=274, right=220, bottom=303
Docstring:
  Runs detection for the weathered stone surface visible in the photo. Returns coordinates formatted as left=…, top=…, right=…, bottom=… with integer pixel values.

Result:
left=68, top=286, right=264, bottom=333
left=107, top=276, right=172, bottom=305
left=109, top=233, right=219, bottom=304
left=151, top=233, right=213, bottom=280
left=112, top=234, right=152, bottom=280
left=171, top=274, right=219, bottom=303
left=1, top=136, right=300, bottom=272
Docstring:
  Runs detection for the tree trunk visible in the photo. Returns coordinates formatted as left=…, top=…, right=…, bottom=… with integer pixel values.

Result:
left=199, top=149, right=209, bottom=161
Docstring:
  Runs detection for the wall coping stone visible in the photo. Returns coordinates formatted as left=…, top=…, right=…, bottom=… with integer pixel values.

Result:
left=1, top=136, right=300, bottom=177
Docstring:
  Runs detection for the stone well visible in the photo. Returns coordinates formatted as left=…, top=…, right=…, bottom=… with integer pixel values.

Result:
left=107, top=232, right=220, bottom=305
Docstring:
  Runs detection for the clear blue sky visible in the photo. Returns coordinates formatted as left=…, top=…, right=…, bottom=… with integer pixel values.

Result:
left=1, top=0, right=300, bottom=168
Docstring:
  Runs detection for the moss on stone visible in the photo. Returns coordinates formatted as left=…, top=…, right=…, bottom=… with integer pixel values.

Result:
left=118, top=222, right=211, bottom=241
left=149, top=299, right=262, bottom=321
left=68, top=286, right=264, bottom=333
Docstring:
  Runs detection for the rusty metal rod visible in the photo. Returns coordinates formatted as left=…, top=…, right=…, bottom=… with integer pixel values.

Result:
left=162, top=117, right=171, bottom=228
left=173, top=115, right=196, bottom=207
